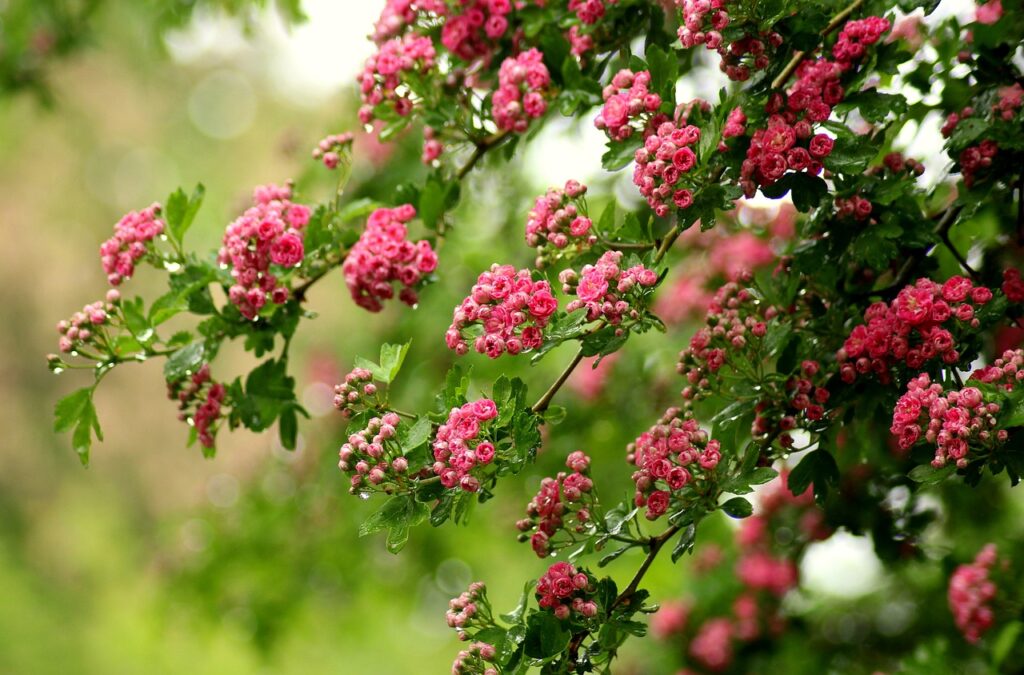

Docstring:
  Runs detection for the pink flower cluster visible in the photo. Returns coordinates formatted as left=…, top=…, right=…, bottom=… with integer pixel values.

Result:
left=492, top=48, right=551, bottom=133
left=875, top=151, right=925, bottom=176
left=536, top=562, right=598, bottom=620
left=441, top=0, right=512, bottom=62
left=949, top=544, right=999, bottom=643
left=372, top=0, right=447, bottom=44
left=516, top=451, right=594, bottom=557
left=432, top=399, right=499, bottom=491
left=721, top=105, right=747, bottom=140
left=739, top=66, right=839, bottom=196
left=525, top=179, right=595, bottom=261
left=357, top=33, right=436, bottom=125
left=167, top=363, right=226, bottom=449
left=311, top=132, right=354, bottom=169
left=959, top=139, right=998, bottom=188
left=890, top=373, right=1005, bottom=468
left=445, top=265, right=558, bottom=357
left=838, top=276, right=993, bottom=384
left=446, top=581, right=488, bottom=630
left=1002, top=269, right=1024, bottom=303
left=339, top=411, right=422, bottom=494
left=343, top=205, right=438, bottom=313
left=689, top=618, right=734, bottom=671
left=56, top=291, right=118, bottom=354
left=831, top=17, right=891, bottom=68
left=422, top=127, right=444, bottom=164
left=940, top=105, right=974, bottom=138
left=561, top=251, right=658, bottom=325
left=676, top=0, right=783, bottom=81
left=631, top=118, right=701, bottom=216
left=218, top=183, right=311, bottom=320
left=626, top=407, right=721, bottom=520
left=678, top=280, right=777, bottom=398
left=975, top=0, right=1003, bottom=25
left=332, top=367, right=378, bottom=418
left=569, top=0, right=618, bottom=24
left=568, top=353, right=619, bottom=400
left=100, top=203, right=164, bottom=286
left=594, top=69, right=662, bottom=141
left=994, top=83, right=1023, bottom=121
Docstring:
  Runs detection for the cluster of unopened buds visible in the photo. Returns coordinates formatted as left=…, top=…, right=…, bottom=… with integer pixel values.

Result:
left=218, top=183, right=311, bottom=320
left=569, top=0, right=617, bottom=24
left=516, top=451, right=594, bottom=557
left=891, top=373, right=1005, bottom=468
left=675, top=0, right=783, bottom=81
left=166, top=364, right=226, bottom=449
left=339, top=411, right=421, bottom=494
left=56, top=291, right=118, bottom=355
left=332, top=367, right=378, bottom=418
left=536, top=562, right=598, bottom=620
left=446, top=581, right=491, bottom=633
left=441, top=0, right=511, bottom=62
left=450, top=641, right=498, bottom=675
left=948, top=544, right=1000, bottom=644
left=751, top=360, right=830, bottom=449
left=632, top=117, right=701, bottom=216
left=525, top=179, right=595, bottom=264
left=561, top=251, right=658, bottom=326
left=678, top=280, right=777, bottom=399
left=838, top=276, right=993, bottom=384
left=831, top=17, right=891, bottom=68
left=492, top=48, right=550, bottom=133
left=871, top=151, right=925, bottom=177
left=432, top=399, right=499, bottom=491
left=343, top=205, right=438, bottom=312
left=959, top=140, right=998, bottom=188
left=445, top=265, right=558, bottom=357
left=834, top=194, right=873, bottom=220
left=100, top=203, right=164, bottom=286
left=1002, top=269, right=1024, bottom=304
left=971, top=349, right=1024, bottom=391
left=311, top=132, right=354, bottom=169
left=940, top=105, right=974, bottom=138
left=357, top=32, right=436, bottom=125
left=626, top=407, right=721, bottom=520
left=594, top=69, right=662, bottom=141
left=994, top=83, right=1023, bottom=121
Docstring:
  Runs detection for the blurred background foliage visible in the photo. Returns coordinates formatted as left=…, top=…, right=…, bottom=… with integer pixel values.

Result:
left=2, top=0, right=1022, bottom=673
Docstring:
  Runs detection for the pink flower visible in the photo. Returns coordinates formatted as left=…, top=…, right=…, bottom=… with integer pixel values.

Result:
left=976, top=0, right=1003, bottom=25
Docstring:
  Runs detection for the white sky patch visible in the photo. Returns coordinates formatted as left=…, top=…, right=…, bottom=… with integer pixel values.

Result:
left=801, top=531, right=884, bottom=598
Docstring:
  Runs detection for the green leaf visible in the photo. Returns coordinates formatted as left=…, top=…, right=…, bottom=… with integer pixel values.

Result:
left=720, top=497, right=753, bottom=519
left=993, top=620, right=1023, bottom=668
left=165, top=183, right=205, bottom=244
left=837, top=90, right=908, bottom=124
left=360, top=495, right=414, bottom=537
left=235, top=359, right=297, bottom=432
left=824, top=134, right=877, bottom=175
left=788, top=449, right=839, bottom=500
left=378, top=342, right=411, bottom=384
left=670, top=524, right=697, bottom=562
left=761, top=173, right=828, bottom=212
left=54, top=387, right=102, bottom=465
left=399, top=416, right=432, bottom=452
left=278, top=406, right=297, bottom=450
left=524, top=612, right=570, bottom=659
left=598, top=545, right=633, bottom=567
left=602, top=137, right=641, bottom=171
left=500, top=581, right=537, bottom=624
left=908, top=463, right=956, bottom=484
left=163, top=342, right=205, bottom=381
left=121, top=297, right=155, bottom=346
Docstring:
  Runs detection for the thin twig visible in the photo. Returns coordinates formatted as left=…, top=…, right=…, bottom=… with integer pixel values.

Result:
left=770, top=0, right=865, bottom=90
left=531, top=347, right=586, bottom=414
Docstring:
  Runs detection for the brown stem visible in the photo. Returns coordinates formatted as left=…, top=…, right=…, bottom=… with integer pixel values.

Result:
left=531, top=346, right=586, bottom=414
left=770, top=0, right=865, bottom=90
left=456, top=131, right=510, bottom=181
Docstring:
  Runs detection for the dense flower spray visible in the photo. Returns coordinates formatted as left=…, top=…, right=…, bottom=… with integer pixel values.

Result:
left=949, top=544, right=1000, bottom=644
left=100, top=204, right=165, bottom=286
left=343, top=205, right=438, bottom=312
left=218, top=183, right=311, bottom=320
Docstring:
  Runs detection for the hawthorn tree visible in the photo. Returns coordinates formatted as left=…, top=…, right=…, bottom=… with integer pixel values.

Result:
left=49, top=0, right=1024, bottom=672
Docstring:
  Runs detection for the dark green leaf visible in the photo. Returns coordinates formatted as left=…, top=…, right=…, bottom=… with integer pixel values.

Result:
left=524, top=612, right=570, bottom=659
left=720, top=497, right=753, bottom=518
